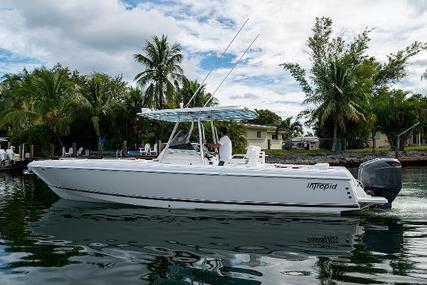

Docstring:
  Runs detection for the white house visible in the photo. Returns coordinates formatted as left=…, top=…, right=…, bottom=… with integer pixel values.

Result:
left=243, top=124, right=286, bottom=150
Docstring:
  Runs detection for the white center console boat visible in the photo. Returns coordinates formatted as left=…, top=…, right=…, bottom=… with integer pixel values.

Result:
left=28, top=106, right=402, bottom=214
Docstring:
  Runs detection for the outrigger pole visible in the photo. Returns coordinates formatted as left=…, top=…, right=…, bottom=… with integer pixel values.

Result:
left=185, top=18, right=249, bottom=108
left=161, top=18, right=249, bottom=163
left=161, top=18, right=255, bottom=164
left=204, top=33, right=260, bottom=107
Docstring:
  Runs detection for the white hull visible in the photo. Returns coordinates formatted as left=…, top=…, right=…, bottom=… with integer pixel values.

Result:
left=28, top=159, right=387, bottom=214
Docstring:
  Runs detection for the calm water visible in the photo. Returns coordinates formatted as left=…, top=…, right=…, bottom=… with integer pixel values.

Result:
left=0, top=168, right=426, bottom=284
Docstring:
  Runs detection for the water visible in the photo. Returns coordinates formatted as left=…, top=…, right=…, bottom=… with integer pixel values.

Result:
left=0, top=168, right=426, bottom=284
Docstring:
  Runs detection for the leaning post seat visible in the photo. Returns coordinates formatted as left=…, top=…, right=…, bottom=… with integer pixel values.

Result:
left=246, top=145, right=262, bottom=166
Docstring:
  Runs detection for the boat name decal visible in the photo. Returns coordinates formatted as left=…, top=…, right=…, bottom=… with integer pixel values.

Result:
left=307, top=235, right=339, bottom=244
left=307, top=182, right=337, bottom=190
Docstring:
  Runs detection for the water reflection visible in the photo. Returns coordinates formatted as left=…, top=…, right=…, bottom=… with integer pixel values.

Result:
left=0, top=172, right=426, bottom=284
left=29, top=201, right=365, bottom=284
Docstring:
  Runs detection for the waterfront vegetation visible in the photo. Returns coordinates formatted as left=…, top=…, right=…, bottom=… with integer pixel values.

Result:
left=0, top=17, right=426, bottom=156
left=0, top=38, right=246, bottom=155
left=282, top=17, right=427, bottom=151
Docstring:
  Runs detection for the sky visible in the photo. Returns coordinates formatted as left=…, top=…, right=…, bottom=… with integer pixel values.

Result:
left=0, top=0, right=426, bottom=118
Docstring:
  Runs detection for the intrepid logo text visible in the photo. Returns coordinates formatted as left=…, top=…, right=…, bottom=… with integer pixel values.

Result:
left=307, top=182, right=338, bottom=190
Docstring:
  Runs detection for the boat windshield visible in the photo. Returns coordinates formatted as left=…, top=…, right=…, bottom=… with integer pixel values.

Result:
left=169, top=130, right=195, bottom=150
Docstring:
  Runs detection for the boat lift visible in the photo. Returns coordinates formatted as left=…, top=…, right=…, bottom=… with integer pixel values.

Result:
left=395, top=122, right=421, bottom=157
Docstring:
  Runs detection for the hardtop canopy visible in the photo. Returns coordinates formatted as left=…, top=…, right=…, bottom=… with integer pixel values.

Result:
left=137, top=105, right=257, bottom=122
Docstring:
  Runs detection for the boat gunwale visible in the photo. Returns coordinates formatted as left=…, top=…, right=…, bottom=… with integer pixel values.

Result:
left=30, top=164, right=353, bottom=181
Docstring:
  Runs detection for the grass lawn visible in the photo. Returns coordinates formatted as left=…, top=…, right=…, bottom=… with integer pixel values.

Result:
left=264, top=145, right=427, bottom=157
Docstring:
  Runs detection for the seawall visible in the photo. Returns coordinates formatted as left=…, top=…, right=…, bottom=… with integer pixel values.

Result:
left=266, top=150, right=427, bottom=167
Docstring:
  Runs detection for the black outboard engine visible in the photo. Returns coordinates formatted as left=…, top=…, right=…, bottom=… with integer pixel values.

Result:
left=358, top=158, right=402, bottom=209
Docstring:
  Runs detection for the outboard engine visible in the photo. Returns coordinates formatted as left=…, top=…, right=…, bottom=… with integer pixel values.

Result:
left=358, top=158, right=402, bottom=209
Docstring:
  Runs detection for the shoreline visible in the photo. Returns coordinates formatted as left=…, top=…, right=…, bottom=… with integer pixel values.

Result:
left=265, top=150, right=427, bottom=167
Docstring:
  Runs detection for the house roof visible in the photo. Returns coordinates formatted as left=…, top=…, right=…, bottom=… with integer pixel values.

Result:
left=243, top=124, right=287, bottom=133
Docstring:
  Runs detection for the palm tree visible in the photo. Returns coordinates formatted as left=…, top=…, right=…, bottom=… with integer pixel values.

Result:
left=1, top=68, right=81, bottom=148
left=123, top=87, right=144, bottom=144
left=80, top=73, right=126, bottom=147
left=0, top=71, right=39, bottom=130
left=134, top=35, right=184, bottom=109
left=374, top=89, right=419, bottom=151
left=306, top=57, right=366, bottom=151
left=175, top=78, right=217, bottom=107
left=31, top=68, right=83, bottom=148
left=280, top=117, right=303, bottom=138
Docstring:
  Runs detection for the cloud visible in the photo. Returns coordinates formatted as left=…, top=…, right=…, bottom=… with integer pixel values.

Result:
left=0, top=0, right=180, bottom=78
left=229, top=93, right=259, bottom=100
left=0, top=0, right=426, bottom=119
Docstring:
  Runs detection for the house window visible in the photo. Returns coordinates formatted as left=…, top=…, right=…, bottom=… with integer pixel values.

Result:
left=272, top=134, right=278, bottom=140
left=256, top=131, right=262, bottom=138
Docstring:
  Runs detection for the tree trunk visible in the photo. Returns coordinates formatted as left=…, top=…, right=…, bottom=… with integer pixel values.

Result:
left=122, top=140, right=128, bottom=157
left=156, top=84, right=163, bottom=156
left=97, top=136, right=102, bottom=158
left=371, top=130, right=376, bottom=152
left=331, top=121, right=338, bottom=152
left=158, top=84, right=163, bottom=110
left=55, top=132, right=64, bottom=149
left=97, top=143, right=102, bottom=158
left=50, top=144, right=55, bottom=158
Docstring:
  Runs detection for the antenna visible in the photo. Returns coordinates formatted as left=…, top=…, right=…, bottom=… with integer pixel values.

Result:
left=185, top=18, right=249, bottom=107
left=204, top=33, right=260, bottom=107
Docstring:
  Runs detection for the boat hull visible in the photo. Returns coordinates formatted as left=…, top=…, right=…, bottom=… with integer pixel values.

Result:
left=29, top=160, right=387, bottom=214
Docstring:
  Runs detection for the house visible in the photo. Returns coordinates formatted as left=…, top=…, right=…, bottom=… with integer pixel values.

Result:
left=289, top=137, right=320, bottom=150
left=367, top=132, right=390, bottom=148
left=243, top=124, right=287, bottom=149
left=368, top=130, right=426, bottom=148
left=409, top=129, right=426, bottom=146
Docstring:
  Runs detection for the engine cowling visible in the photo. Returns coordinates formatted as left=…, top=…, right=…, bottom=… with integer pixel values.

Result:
left=358, top=158, right=402, bottom=209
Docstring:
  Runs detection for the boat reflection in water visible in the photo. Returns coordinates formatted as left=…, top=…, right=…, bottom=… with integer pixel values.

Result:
left=29, top=200, right=405, bottom=284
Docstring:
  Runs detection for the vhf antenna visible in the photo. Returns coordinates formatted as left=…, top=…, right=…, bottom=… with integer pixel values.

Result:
left=185, top=18, right=249, bottom=107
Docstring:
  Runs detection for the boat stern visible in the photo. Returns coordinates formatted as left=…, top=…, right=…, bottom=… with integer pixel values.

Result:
left=357, top=196, right=388, bottom=210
